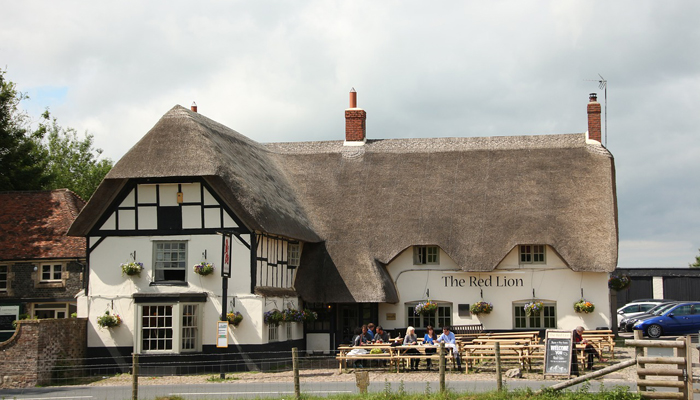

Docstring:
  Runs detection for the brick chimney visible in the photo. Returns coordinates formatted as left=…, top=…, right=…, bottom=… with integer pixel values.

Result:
left=191, top=101, right=198, bottom=113
left=344, top=88, right=366, bottom=145
left=587, top=93, right=601, bottom=142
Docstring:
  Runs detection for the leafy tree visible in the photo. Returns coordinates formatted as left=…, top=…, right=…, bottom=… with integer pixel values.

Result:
left=0, top=69, right=112, bottom=200
left=0, top=69, right=51, bottom=190
left=38, top=111, right=113, bottom=200
left=691, top=249, right=700, bottom=268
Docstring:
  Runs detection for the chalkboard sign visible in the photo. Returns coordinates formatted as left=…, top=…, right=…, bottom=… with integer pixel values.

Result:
left=544, top=329, right=573, bottom=377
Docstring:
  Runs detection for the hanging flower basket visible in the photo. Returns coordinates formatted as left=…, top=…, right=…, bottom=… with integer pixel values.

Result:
left=121, top=261, right=143, bottom=277
left=226, top=311, right=243, bottom=327
left=574, top=299, right=595, bottom=314
left=470, top=301, right=494, bottom=315
left=302, top=309, right=318, bottom=323
left=608, top=275, right=631, bottom=291
left=524, top=301, right=544, bottom=317
left=97, top=311, right=121, bottom=328
left=282, top=308, right=303, bottom=323
left=264, top=309, right=284, bottom=326
left=193, top=262, right=215, bottom=276
left=414, top=301, right=438, bottom=316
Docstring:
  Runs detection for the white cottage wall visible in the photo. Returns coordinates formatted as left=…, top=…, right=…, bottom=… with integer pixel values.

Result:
left=381, top=246, right=611, bottom=332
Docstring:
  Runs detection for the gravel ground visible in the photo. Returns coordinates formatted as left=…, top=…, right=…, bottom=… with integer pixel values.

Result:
left=87, top=344, right=693, bottom=387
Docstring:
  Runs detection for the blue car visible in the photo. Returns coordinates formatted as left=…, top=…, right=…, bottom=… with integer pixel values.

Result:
left=633, top=302, right=700, bottom=338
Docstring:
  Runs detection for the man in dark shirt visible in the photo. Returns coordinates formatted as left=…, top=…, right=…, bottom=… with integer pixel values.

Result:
left=572, top=326, right=607, bottom=374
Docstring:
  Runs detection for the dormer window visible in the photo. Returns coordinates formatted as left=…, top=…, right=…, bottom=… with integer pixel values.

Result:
left=520, top=245, right=546, bottom=264
left=414, top=246, right=439, bottom=265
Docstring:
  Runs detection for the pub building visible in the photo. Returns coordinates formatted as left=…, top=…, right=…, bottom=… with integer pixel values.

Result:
left=68, top=91, right=616, bottom=363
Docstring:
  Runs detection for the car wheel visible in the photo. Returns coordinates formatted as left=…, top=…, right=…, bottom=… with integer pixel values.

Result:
left=647, top=324, right=663, bottom=338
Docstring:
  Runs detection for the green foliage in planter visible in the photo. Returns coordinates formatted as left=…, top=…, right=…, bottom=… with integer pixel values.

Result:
left=97, top=311, right=121, bottom=328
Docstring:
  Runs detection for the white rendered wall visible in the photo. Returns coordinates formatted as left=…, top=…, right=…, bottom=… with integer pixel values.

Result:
left=381, top=246, right=611, bottom=331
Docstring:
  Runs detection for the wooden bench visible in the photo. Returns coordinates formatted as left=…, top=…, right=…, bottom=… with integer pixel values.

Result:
left=462, top=343, right=535, bottom=372
left=477, top=331, right=541, bottom=343
left=393, top=345, right=457, bottom=372
left=451, top=324, right=484, bottom=342
left=336, top=345, right=395, bottom=373
left=581, top=330, right=615, bottom=358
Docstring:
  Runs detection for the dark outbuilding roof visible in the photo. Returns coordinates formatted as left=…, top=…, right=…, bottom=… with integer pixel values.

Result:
left=69, top=105, right=618, bottom=303
left=0, top=189, right=86, bottom=261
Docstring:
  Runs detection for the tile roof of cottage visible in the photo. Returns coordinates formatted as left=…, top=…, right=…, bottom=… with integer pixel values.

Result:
left=0, top=189, right=86, bottom=261
left=69, top=105, right=618, bottom=303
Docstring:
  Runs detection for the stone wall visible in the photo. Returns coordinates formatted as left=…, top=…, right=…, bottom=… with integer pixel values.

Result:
left=0, top=318, right=87, bottom=388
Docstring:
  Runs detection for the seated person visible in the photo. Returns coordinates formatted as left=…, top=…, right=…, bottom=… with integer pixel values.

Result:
left=352, top=327, right=368, bottom=346
left=367, top=322, right=376, bottom=340
left=403, top=326, right=421, bottom=371
left=436, top=326, right=462, bottom=371
left=374, top=325, right=390, bottom=343
left=423, top=325, right=437, bottom=370
left=361, top=324, right=373, bottom=343
left=572, top=326, right=607, bottom=374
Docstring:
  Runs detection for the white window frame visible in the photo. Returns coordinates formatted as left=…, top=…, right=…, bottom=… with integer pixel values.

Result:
left=0, top=265, right=7, bottom=291
left=286, top=322, right=293, bottom=340
left=153, top=241, right=188, bottom=282
left=138, top=303, right=201, bottom=354
left=406, top=302, right=452, bottom=328
left=40, top=263, right=63, bottom=282
left=288, top=243, right=301, bottom=267
left=413, top=246, right=440, bottom=265
left=31, top=302, right=71, bottom=319
left=268, top=324, right=279, bottom=342
left=519, top=245, right=546, bottom=264
left=513, top=301, right=556, bottom=329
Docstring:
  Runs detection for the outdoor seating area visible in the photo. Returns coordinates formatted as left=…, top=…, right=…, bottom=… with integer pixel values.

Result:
left=336, top=343, right=457, bottom=373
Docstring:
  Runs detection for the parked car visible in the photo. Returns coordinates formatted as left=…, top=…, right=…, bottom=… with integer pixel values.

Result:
left=620, top=302, right=677, bottom=332
left=617, top=299, right=670, bottom=321
left=633, top=302, right=700, bottom=338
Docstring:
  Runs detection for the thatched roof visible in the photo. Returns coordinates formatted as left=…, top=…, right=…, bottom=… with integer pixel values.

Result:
left=268, top=135, right=618, bottom=303
left=70, top=105, right=618, bottom=304
left=68, top=105, right=320, bottom=243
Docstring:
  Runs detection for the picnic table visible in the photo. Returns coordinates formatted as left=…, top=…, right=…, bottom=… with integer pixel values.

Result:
left=394, top=344, right=457, bottom=372
left=336, top=344, right=395, bottom=373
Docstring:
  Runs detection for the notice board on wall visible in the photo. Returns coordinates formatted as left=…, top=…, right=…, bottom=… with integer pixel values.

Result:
left=544, top=329, right=573, bottom=377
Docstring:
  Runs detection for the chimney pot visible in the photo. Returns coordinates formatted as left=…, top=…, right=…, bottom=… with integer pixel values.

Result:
left=587, top=93, right=601, bottom=143
left=191, top=102, right=198, bottom=113
left=345, top=88, right=366, bottom=144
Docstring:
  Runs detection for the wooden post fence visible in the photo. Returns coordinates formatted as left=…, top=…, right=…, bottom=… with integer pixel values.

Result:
left=625, top=331, right=694, bottom=400
left=292, top=347, right=300, bottom=400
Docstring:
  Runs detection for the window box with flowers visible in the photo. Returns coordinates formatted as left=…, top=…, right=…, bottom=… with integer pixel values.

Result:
left=608, top=275, right=631, bottom=291
left=121, top=261, right=143, bottom=277
left=282, top=308, right=303, bottom=323
left=524, top=301, right=544, bottom=317
left=302, top=309, right=318, bottom=323
left=226, top=311, right=243, bottom=327
left=470, top=301, right=493, bottom=315
left=97, top=311, right=121, bottom=328
left=414, top=300, right=438, bottom=316
left=574, top=299, right=595, bottom=314
left=193, top=262, right=215, bottom=276
left=264, top=309, right=284, bottom=326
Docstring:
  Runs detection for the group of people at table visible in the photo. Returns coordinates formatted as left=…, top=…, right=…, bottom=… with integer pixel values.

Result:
left=351, top=324, right=462, bottom=371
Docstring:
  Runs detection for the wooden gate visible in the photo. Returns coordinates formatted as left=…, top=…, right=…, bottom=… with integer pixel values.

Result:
left=625, top=330, right=694, bottom=400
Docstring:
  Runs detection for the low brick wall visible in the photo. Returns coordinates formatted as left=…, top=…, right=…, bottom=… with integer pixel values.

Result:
left=0, top=318, right=87, bottom=388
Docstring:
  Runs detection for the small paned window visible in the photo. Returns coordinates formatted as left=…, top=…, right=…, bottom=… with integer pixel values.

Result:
left=513, top=302, right=556, bottom=329
left=0, top=265, right=7, bottom=291
left=41, top=264, right=63, bottom=281
left=413, top=246, right=440, bottom=265
left=181, top=304, right=198, bottom=351
left=519, top=245, right=546, bottom=264
left=268, top=324, right=279, bottom=342
left=288, top=243, right=301, bottom=267
left=406, top=302, right=452, bottom=328
left=154, top=241, right=187, bottom=282
left=142, top=305, right=174, bottom=351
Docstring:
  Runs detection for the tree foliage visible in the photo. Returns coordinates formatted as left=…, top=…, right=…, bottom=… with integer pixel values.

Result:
left=0, top=69, right=112, bottom=200
left=691, top=249, right=700, bottom=268
left=0, top=69, right=51, bottom=191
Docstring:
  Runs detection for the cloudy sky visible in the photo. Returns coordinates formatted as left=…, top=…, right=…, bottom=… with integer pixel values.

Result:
left=2, top=1, right=699, bottom=269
